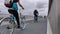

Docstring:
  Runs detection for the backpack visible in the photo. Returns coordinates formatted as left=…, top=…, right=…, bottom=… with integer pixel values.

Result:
left=4, top=0, right=13, bottom=8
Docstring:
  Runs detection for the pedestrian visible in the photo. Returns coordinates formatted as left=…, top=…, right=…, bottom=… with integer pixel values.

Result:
left=33, top=9, right=39, bottom=23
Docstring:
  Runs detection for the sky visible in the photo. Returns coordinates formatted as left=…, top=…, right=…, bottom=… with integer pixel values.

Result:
left=0, top=0, right=49, bottom=16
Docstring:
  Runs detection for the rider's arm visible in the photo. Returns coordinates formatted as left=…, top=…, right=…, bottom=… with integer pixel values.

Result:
left=18, top=0, right=24, bottom=9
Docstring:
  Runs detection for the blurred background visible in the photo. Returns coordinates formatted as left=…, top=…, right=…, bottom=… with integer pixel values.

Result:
left=0, top=0, right=49, bottom=17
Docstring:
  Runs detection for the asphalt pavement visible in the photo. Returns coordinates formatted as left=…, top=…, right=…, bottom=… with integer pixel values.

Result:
left=0, top=18, right=47, bottom=34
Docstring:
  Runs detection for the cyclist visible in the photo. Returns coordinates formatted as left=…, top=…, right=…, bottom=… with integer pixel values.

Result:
left=8, top=0, right=24, bottom=29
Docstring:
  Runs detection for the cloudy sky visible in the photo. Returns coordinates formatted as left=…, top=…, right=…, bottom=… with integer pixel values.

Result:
left=0, top=0, right=49, bottom=16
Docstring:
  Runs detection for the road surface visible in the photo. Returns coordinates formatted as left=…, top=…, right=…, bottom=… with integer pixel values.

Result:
left=0, top=18, right=47, bottom=34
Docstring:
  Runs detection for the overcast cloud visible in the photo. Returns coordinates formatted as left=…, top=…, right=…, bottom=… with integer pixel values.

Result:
left=0, top=0, right=49, bottom=16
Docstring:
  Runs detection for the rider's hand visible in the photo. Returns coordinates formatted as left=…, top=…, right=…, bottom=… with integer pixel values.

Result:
left=22, top=7, right=24, bottom=10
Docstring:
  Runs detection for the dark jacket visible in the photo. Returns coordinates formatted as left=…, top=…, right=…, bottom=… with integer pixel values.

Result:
left=34, top=10, right=39, bottom=16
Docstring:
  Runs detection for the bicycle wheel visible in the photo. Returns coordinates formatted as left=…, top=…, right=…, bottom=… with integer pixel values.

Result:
left=0, top=17, right=11, bottom=34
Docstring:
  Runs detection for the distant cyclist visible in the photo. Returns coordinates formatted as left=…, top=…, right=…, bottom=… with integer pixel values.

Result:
left=4, top=0, right=24, bottom=29
left=33, top=9, right=39, bottom=23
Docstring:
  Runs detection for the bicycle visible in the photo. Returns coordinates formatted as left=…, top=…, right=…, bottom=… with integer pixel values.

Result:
left=0, top=9, right=27, bottom=34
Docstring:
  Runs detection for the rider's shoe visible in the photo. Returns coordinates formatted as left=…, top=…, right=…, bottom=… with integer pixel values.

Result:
left=6, top=27, right=12, bottom=29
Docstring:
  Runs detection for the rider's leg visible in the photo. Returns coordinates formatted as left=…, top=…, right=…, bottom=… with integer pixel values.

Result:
left=12, top=10, right=20, bottom=28
left=8, top=9, right=20, bottom=28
